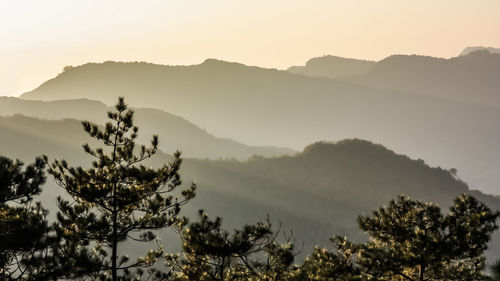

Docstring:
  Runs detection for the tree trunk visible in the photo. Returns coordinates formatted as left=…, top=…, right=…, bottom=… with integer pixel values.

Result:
left=112, top=193, right=118, bottom=281
left=419, top=264, right=424, bottom=281
left=111, top=121, right=120, bottom=281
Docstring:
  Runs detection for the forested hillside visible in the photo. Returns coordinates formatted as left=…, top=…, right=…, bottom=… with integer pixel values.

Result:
left=0, top=98, right=293, bottom=159
left=1, top=115, right=499, bottom=261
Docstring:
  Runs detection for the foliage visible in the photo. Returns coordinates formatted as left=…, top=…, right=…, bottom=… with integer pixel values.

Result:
left=344, top=194, right=498, bottom=281
left=293, top=236, right=363, bottom=281
left=167, top=210, right=296, bottom=281
left=0, top=156, right=53, bottom=280
left=44, top=97, right=196, bottom=280
left=293, top=194, right=499, bottom=281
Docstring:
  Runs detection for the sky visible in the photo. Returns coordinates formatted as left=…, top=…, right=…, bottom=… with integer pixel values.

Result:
left=1, top=0, right=500, bottom=96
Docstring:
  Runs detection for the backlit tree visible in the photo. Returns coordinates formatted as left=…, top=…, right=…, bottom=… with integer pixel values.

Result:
left=45, top=97, right=196, bottom=281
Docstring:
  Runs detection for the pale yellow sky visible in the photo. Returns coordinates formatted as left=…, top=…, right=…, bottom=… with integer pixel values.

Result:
left=1, top=0, right=499, bottom=96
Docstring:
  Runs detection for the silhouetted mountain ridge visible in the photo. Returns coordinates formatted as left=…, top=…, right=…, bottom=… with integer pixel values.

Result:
left=288, top=55, right=376, bottom=79
left=18, top=55, right=500, bottom=194
left=0, top=97, right=293, bottom=159
left=460, top=46, right=500, bottom=56
left=360, top=51, right=500, bottom=107
left=244, top=139, right=470, bottom=201
left=287, top=51, right=500, bottom=108
left=199, top=58, right=255, bottom=70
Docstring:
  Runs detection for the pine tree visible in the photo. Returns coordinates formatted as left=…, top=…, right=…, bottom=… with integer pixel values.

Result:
left=346, top=194, right=498, bottom=281
left=45, top=97, right=196, bottom=280
left=0, top=156, right=51, bottom=280
left=167, top=210, right=295, bottom=281
left=293, top=237, right=362, bottom=281
left=295, top=194, right=498, bottom=281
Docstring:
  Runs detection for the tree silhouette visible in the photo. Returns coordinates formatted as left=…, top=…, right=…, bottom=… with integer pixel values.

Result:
left=294, top=194, right=499, bottom=281
left=0, top=156, right=52, bottom=280
left=167, top=210, right=295, bottom=281
left=345, top=194, right=498, bottom=281
left=45, top=97, right=196, bottom=280
left=294, top=238, right=362, bottom=281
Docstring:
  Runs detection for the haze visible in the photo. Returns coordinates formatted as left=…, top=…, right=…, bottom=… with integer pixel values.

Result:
left=2, top=0, right=500, bottom=96
left=3, top=2, right=500, bottom=277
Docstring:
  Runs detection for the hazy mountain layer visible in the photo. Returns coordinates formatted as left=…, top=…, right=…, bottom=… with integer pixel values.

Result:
left=288, top=51, right=500, bottom=108
left=287, top=55, right=375, bottom=79
left=0, top=98, right=293, bottom=159
left=360, top=51, right=500, bottom=107
left=18, top=60, right=500, bottom=194
left=460, top=46, right=500, bottom=56
left=1, top=121, right=498, bottom=261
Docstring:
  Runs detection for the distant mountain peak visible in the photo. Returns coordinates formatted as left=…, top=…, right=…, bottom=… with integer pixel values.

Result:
left=460, top=46, right=500, bottom=56
left=201, top=58, right=232, bottom=64
left=304, top=55, right=375, bottom=66
left=200, top=58, right=248, bottom=68
left=288, top=55, right=376, bottom=79
left=301, top=139, right=388, bottom=157
left=377, top=54, right=446, bottom=64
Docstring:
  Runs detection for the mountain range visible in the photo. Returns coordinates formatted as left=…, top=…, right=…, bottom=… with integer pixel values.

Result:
left=2, top=46, right=500, bottom=261
left=288, top=48, right=500, bottom=108
left=17, top=49, right=500, bottom=195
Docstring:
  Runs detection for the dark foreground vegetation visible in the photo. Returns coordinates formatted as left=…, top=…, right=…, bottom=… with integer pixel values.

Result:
left=1, top=98, right=500, bottom=281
